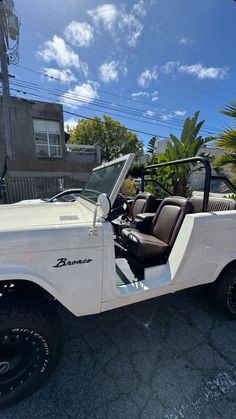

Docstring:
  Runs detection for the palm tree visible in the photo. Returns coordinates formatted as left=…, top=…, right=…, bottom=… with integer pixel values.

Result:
left=214, top=101, right=236, bottom=174
left=147, top=136, right=158, bottom=164
left=157, top=111, right=212, bottom=196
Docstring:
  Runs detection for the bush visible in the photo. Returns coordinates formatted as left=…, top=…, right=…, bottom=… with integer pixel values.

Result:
left=121, top=178, right=136, bottom=197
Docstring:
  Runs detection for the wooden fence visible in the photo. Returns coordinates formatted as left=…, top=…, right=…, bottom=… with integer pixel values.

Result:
left=5, top=176, right=86, bottom=203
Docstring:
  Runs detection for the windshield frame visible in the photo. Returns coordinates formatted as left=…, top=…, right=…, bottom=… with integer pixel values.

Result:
left=80, top=153, right=134, bottom=206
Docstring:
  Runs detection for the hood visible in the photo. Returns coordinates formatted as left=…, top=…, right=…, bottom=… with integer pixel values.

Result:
left=0, top=199, right=94, bottom=232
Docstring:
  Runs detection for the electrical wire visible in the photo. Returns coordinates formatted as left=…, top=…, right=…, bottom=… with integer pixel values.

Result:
left=10, top=78, right=219, bottom=135
left=10, top=72, right=220, bottom=134
left=10, top=86, right=171, bottom=139
left=15, top=63, right=225, bottom=130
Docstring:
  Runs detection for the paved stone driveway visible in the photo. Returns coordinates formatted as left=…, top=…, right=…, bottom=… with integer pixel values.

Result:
left=2, top=287, right=236, bottom=418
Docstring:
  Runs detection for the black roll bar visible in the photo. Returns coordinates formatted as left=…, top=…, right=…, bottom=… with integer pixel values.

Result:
left=141, top=156, right=212, bottom=212
left=210, top=175, right=236, bottom=195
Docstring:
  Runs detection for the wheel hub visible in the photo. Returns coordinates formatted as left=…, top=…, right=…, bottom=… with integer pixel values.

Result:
left=0, top=362, right=10, bottom=375
left=0, top=330, right=49, bottom=397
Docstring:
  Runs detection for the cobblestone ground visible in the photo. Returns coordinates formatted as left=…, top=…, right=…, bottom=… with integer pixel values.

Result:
left=2, top=287, right=236, bottom=419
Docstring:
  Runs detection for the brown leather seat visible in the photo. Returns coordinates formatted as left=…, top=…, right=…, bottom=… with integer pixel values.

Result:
left=123, top=197, right=194, bottom=259
left=129, top=192, right=157, bottom=220
left=190, top=196, right=236, bottom=212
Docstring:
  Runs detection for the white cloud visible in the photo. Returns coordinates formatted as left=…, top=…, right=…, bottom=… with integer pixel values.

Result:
left=88, top=3, right=143, bottom=47
left=144, top=110, right=155, bottom=117
left=161, top=114, right=173, bottom=121
left=64, top=21, right=94, bottom=47
left=88, top=4, right=117, bottom=31
left=161, top=61, right=228, bottom=80
left=42, top=68, right=77, bottom=84
left=133, top=0, right=147, bottom=18
left=179, top=37, right=192, bottom=45
left=152, top=90, right=159, bottom=102
left=36, top=35, right=88, bottom=75
left=131, top=91, right=150, bottom=98
left=64, top=117, right=78, bottom=131
left=62, top=81, right=99, bottom=108
left=138, top=67, right=158, bottom=87
left=99, top=60, right=125, bottom=83
left=161, top=61, right=179, bottom=74
left=175, top=110, right=186, bottom=116
left=120, top=13, right=143, bottom=47
left=178, top=63, right=228, bottom=80
left=161, top=110, right=186, bottom=121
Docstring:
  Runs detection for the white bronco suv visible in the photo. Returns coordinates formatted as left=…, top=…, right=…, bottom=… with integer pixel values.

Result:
left=0, top=153, right=235, bottom=408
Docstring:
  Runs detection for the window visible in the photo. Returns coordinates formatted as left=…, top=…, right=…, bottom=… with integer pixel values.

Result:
left=33, top=119, right=62, bottom=158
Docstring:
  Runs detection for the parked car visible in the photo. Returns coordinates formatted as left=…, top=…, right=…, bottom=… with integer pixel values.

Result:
left=14, top=188, right=82, bottom=205
left=0, top=154, right=236, bottom=408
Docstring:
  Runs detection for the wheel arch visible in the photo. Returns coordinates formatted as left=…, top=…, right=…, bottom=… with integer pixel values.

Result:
left=0, top=277, right=65, bottom=310
left=216, top=259, right=236, bottom=282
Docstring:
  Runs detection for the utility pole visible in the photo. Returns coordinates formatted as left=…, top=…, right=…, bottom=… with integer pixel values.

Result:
left=0, top=0, right=19, bottom=160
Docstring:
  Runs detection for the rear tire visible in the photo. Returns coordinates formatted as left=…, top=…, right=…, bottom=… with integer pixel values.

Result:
left=211, top=267, right=236, bottom=319
left=0, top=297, right=63, bottom=409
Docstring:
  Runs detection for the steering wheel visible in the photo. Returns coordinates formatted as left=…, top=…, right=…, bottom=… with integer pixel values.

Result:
left=107, top=193, right=131, bottom=221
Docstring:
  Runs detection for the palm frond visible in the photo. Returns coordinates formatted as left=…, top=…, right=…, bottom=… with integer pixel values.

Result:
left=216, top=129, right=236, bottom=151
left=219, top=101, right=236, bottom=119
left=214, top=152, right=236, bottom=172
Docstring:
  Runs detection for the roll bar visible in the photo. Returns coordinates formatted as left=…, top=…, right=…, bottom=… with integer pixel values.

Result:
left=141, top=156, right=212, bottom=212
left=210, top=175, right=236, bottom=195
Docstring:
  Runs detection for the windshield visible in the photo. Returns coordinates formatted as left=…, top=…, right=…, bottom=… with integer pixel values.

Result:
left=80, top=160, right=126, bottom=203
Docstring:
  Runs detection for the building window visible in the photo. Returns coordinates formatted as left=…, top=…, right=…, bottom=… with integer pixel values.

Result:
left=33, top=119, right=62, bottom=158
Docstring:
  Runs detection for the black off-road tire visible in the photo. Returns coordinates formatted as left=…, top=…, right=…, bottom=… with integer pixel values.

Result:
left=211, top=267, right=236, bottom=320
left=0, top=297, right=64, bottom=409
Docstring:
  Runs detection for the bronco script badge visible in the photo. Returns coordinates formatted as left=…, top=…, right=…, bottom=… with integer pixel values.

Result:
left=53, top=258, right=93, bottom=268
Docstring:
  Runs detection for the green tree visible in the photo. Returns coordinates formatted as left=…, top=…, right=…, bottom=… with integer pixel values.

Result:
left=69, top=115, right=143, bottom=161
left=129, top=162, right=144, bottom=178
left=214, top=100, right=236, bottom=174
left=157, top=111, right=212, bottom=196
left=147, top=136, right=158, bottom=164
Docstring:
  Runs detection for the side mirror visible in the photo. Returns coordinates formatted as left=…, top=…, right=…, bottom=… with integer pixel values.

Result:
left=90, top=193, right=111, bottom=236
left=97, top=193, right=111, bottom=217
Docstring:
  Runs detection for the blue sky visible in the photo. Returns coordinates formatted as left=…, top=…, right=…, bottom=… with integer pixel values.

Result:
left=10, top=0, right=236, bottom=149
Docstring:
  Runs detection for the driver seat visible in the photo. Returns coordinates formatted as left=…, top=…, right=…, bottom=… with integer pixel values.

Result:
left=112, top=192, right=157, bottom=237
left=129, top=192, right=157, bottom=220
left=124, top=196, right=194, bottom=260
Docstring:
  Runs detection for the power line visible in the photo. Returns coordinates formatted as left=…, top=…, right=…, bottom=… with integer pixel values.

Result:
left=63, top=110, right=171, bottom=139
left=10, top=78, right=219, bottom=135
left=15, top=63, right=222, bottom=128
left=12, top=69, right=220, bottom=134
left=10, top=86, right=171, bottom=139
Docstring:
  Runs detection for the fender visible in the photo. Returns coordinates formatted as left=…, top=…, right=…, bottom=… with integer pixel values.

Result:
left=0, top=267, right=80, bottom=316
left=206, top=256, right=236, bottom=284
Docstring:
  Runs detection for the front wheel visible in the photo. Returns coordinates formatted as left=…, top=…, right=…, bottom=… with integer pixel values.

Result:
left=0, top=297, right=63, bottom=408
left=211, top=267, right=236, bottom=319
